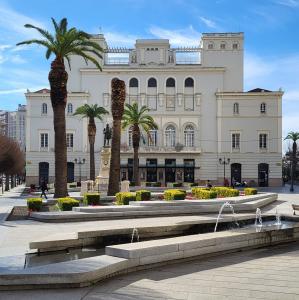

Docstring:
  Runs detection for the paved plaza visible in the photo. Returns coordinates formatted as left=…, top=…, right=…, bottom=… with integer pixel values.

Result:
left=0, top=185, right=299, bottom=299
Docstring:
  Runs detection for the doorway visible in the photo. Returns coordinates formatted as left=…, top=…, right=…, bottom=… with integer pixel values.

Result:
left=231, top=163, right=242, bottom=185
left=165, top=159, right=176, bottom=183
left=258, top=163, right=269, bottom=187
left=39, top=162, right=49, bottom=184
left=67, top=162, right=75, bottom=183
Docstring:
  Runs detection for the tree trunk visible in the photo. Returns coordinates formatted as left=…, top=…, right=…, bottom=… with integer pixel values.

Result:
left=108, top=119, right=121, bottom=195
left=88, top=118, right=96, bottom=181
left=5, top=174, right=9, bottom=191
left=53, top=105, right=68, bottom=197
left=49, top=58, right=68, bottom=198
left=132, top=125, right=140, bottom=186
left=291, top=141, right=297, bottom=192
left=89, top=142, right=95, bottom=180
left=133, top=146, right=140, bottom=186
left=108, top=79, right=126, bottom=196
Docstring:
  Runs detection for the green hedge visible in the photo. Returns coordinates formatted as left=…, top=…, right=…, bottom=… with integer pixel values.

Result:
left=191, top=187, right=209, bottom=198
left=172, top=182, right=183, bottom=187
left=145, top=182, right=162, bottom=187
left=212, top=187, right=240, bottom=197
left=57, top=197, right=80, bottom=211
left=115, top=192, right=136, bottom=205
left=193, top=188, right=217, bottom=199
left=244, top=188, right=258, bottom=195
left=136, top=190, right=151, bottom=201
left=27, top=198, right=43, bottom=211
left=164, top=189, right=186, bottom=200
left=83, top=193, right=100, bottom=206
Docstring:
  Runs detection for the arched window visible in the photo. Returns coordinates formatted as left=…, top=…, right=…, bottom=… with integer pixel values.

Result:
left=233, top=102, right=239, bottom=114
left=67, top=103, right=73, bottom=114
left=148, top=77, right=157, bottom=87
left=166, top=77, right=175, bottom=87
left=208, top=42, right=214, bottom=49
left=165, top=125, right=176, bottom=147
left=260, top=102, right=266, bottom=114
left=41, top=103, right=47, bottom=114
left=128, top=126, right=133, bottom=147
left=184, top=125, right=194, bottom=147
left=185, top=77, right=194, bottom=87
left=129, top=78, right=138, bottom=87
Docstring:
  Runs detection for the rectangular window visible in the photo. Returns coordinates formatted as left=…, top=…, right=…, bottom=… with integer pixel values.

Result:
left=259, top=134, right=267, bottom=149
left=166, top=95, right=175, bottom=111
left=147, top=95, right=157, bottom=111
left=232, top=133, right=240, bottom=149
left=184, top=95, right=194, bottom=111
left=148, top=130, right=157, bottom=147
left=66, top=133, right=74, bottom=148
left=40, top=133, right=48, bottom=149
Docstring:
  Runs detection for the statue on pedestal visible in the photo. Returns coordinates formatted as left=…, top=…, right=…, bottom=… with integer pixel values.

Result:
left=103, top=124, right=112, bottom=147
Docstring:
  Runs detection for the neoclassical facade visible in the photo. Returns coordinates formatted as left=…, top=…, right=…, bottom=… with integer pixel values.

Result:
left=25, top=32, right=283, bottom=186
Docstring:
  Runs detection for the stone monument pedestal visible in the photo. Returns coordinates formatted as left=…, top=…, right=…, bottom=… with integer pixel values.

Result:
left=96, top=146, right=111, bottom=191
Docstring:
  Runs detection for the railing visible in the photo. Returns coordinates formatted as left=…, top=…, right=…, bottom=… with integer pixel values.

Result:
left=121, top=146, right=201, bottom=153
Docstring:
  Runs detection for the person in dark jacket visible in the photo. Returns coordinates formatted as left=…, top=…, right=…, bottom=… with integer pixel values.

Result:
left=40, top=180, right=48, bottom=199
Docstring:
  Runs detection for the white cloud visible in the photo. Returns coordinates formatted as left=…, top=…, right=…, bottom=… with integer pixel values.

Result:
left=104, top=31, right=138, bottom=47
left=275, top=0, right=299, bottom=7
left=0, top=3, right=46, bottom=40
left=149, top=25, right=201, bottom=46
left=199, top=17, right=218, bottom=30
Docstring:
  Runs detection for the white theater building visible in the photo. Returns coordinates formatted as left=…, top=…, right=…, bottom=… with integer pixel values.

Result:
left=25, top=32, right=283, bottom=187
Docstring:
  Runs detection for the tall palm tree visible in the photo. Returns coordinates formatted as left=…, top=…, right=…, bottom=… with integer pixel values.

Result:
left=107, top=79, right=126, bottom=196
left=122, top=102, right=158, bottom=186
left=17, top=18, right=103, bottom=197
left=285, top=131, right=299, bottom=192
left=73, top=104, right=108, bottom=180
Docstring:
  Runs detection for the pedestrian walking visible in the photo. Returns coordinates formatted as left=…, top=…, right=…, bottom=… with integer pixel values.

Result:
left=40, top=180, right=48, bottom=199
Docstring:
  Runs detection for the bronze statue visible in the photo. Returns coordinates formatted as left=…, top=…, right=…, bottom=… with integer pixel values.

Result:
left=103, top=124, right=112, bottom=147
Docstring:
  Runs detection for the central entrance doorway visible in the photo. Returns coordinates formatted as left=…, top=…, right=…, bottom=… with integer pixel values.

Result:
left=146, top=159, right=157, bottom=182
left=231, top=163, right=242, bottom=185
left=165, top=159, right=176, bottom=183
left=258, top=163, right=269, bottom=187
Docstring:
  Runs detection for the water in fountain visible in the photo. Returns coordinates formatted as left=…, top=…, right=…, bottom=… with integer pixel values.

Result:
left=131, top=227, right=140, bottom=243
left=214, top=202, right=239, bottom=232
left=275, top=208, right=282, bottom=226
left=255, top=208, right=263, bottom=227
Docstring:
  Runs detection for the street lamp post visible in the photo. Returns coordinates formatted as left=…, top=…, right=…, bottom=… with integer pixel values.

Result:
left=74, top=158, right=86, bottom=183
left=219, top=157, right=230, bottom=186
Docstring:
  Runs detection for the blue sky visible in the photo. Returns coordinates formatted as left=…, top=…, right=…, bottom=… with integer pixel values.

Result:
left=0, top=0, right=298, bottom=147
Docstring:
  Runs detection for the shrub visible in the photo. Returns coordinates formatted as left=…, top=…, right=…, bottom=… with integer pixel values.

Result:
left=57, top=197, right=80, bottom=211
left=212, top=187, right=240, bottom=197
left=69, top=184, right=77, bottom=188
left=136, top=190, right=151, bottom=201
left=192, top=187, right=209, bottom=198
left=173, top=182, right=183, bottom=187
left=115, top=192, right=136, bottom=205
left=244, top=188, right=258, bottom=195
left=153, top=182, right=161, bottom=187
left=129, top=181, right=136, bottom=187
left=195, top=189, right=217, bottom=199
left=190, top=182, right=198, bottom=187
left=164, top=189, right=186, bottom=200
left=83, top=193, right=100, bottom=206
left=27, top=198, right=43, bottom=211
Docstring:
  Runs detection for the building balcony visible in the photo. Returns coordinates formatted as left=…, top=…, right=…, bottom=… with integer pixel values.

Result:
left=120, top=145, right=201, bottom=154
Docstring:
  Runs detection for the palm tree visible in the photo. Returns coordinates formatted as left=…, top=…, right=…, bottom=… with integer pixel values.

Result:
left=17, top=18, right=103, bottom=197
left=285, top=131, right=299, bottom=192
left=107, top=79, right=126, bottom=196
left=122, top=102, right=158, bottom=186
left=73, top=104, right=108, bottom=181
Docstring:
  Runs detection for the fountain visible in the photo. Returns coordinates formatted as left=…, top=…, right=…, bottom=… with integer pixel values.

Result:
left=131, top=227, right=140, bottom=243
left=275, top=208, right=282, bottom=226
left=214, top=202, right=239, bottom=232
left=255, top=208, right=263, bottom=227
